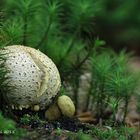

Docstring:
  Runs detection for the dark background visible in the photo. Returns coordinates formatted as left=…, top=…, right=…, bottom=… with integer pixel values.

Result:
left=95, top=0, right=140, bottom=54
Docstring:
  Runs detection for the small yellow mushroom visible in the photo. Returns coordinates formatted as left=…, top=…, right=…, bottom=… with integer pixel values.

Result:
left=57, top=95, right=75, bottom=118
left=33, top=105, right=40, bottom=111
left=45, top=103, right=61, bottom=121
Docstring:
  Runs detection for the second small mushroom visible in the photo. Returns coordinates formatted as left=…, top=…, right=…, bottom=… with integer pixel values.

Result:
left=45, top=95, right=75, bottom=120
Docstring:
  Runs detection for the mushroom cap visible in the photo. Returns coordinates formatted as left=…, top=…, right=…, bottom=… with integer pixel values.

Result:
left=2, top=45, right=61, bottom=109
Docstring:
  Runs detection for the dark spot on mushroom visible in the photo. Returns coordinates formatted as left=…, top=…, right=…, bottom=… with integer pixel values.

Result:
left=19, top=73, right=21, bottom=75
left=28, top=99, right=32, bottom=102
left=32, top=71, right=34, bottom=73
left=25, top=96, right=31, bottom=99
left=24, top=72, right=26, bottom=76
left=36, top=82, right=39, bottom=85
left=22, top=64, right=24, bottom=66
left=50, top=95, right=58, bottom=103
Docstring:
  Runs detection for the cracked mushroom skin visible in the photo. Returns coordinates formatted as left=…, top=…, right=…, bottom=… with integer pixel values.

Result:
left=2, top=45, right=61, bottom=110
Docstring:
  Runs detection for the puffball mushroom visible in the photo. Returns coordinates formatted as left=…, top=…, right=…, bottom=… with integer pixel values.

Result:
left=57, top=95, right=75, bottom=118
left=1, top=45, right=76, bottom=119
left=2, top=45, right=61, bottom=110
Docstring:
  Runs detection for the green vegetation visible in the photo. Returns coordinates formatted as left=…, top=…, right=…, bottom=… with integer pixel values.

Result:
left=54, top=126, right=136, bottom=140
left=0, top=49, right=12, bottom=112
left=88, top=50, right=139, bottom=123
left=69, top=131, right=93, bottom=140
left=96, top=0, right=140, bottom=51
left=92, top=126, right=136, bottom=140
left=20, top=114, right=33, bottom=125
left=0, top=112, right=27, bottom=140
left=20, top=114, right=41, bottom=125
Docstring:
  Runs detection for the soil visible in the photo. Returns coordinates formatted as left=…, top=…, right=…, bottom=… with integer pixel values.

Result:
left=21, top=117, right=94, bottom=140
left=2, top=108, right=140, bottom=140
left=3, top=116, right=137, bottom=140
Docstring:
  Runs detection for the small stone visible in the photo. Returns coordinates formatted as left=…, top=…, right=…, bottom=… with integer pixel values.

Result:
left=45, top=123, right=54, bottom=132
left=30, top=121, right=39, bottom=128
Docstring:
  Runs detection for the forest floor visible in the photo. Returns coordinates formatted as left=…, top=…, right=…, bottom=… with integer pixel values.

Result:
left=19, top=117, right=140, bottom=140
left=21, top=118, right=140, bottom=140
left=2, top=112, right=140, bottom=140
